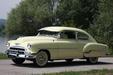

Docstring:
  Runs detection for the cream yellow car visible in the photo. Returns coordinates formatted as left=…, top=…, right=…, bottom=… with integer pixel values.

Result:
left=6, top=27, right=109, bottom=67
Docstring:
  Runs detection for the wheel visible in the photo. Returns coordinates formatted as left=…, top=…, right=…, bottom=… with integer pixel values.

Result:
left=65, top=59, right=73, bottom=62
left=87, top=57, right=98, bottom=64
left=35, top=51, right=48, bottom=67
left=12, top=58, right=25, bottom=64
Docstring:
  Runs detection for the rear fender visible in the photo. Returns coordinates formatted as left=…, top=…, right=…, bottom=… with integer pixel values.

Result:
left=83, top=43, right=109, bottom=57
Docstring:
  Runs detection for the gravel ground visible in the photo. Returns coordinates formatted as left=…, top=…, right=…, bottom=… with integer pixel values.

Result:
left=0, top=57, right=113, bottom=75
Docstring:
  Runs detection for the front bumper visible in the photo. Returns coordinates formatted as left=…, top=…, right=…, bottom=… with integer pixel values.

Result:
left=5, top=48, right=36, bottom=59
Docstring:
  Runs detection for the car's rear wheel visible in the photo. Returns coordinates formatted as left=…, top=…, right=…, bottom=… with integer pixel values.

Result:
left=12, top=58, right=25, bottom=64
left=35, top=51, right=48, bottom=67
left=65, top=59, right=73, bottom=62
left=87, top=57, right=98, bottom=64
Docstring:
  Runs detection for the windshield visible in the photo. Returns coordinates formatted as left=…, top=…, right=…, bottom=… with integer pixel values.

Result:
left=37, top=30, right=59, bottom=37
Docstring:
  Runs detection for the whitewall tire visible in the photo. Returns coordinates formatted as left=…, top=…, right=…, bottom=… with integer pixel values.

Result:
left=35, top=51, right=48, bottom=67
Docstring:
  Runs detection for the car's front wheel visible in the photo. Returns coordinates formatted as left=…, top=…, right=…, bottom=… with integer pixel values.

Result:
left=12, top=58, right=25, bottom=64
left=35, top=51, right=48, bottom=67
left=87, top=57, right=98, bottom=64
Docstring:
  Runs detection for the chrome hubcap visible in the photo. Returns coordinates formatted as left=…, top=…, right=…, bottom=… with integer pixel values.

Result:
left=36, top=51, right=48, bottom=66
left=90, top=57, right=98, bottom=63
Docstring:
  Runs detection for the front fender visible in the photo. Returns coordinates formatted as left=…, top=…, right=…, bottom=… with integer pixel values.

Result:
left=30, top=41, right=54, bottom=53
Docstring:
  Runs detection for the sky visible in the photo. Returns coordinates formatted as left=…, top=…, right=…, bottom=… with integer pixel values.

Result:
left=0, top=0, right=21, bottom=19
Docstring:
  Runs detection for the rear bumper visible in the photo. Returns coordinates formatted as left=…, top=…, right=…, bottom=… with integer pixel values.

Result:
left=5, top=49, right=36, bottom=59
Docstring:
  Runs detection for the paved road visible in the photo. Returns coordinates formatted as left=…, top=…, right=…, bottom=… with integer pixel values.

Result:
left=0, top=57, right=113, bottom=75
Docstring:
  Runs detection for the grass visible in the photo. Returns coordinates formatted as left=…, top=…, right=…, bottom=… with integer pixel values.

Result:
left=0, top=53, right=8, bottom=59
left=43, top=69, right=113, bottom=75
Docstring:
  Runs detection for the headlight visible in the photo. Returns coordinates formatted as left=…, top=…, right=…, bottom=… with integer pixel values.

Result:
left=6, top=43, right=10, bottom=47
left=27, top=43, right=32, bottom=49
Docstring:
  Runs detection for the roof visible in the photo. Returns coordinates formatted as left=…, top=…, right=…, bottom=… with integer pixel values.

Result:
left=40, top=26, right=87, bottom=33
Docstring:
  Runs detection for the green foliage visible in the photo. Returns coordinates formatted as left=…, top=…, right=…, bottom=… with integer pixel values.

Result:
left=0, top=19, right=5, bottom=36
left=56, top=0, right=99, bottom=29
left=5, top=0, right=53, bottom=36
left=0, top=53, right=8, bottom=59
left=5, top=0, right=99, bottom=36
left=62, top=20, right=76, bottom=27
left=0, top=25, right=5, bottom=36
left=89, top=0, right=113, bottom=52
left=44, top=69, right=113, bottom=75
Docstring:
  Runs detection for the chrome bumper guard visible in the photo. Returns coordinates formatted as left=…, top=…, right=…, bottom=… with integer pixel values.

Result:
left=5, top=49, right=35, bottom=59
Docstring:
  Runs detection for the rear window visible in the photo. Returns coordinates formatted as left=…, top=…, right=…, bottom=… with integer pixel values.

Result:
left=77, top=32, right=89, bottom=40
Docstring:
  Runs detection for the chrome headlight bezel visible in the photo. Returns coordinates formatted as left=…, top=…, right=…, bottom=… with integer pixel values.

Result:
left=6, top=43, right=10, bottom=47
left=27, top=43, right=32, bottom=49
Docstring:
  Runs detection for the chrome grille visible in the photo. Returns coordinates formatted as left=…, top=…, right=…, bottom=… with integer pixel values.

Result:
left=10, top=47, right=25, bottom=51
left=8, top=47, right=25, bottom=55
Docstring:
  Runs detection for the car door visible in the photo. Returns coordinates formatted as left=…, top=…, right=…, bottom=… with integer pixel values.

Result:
left=55, top=30, right=83, bottom=59
left=76, top=31, right=90, bottom=53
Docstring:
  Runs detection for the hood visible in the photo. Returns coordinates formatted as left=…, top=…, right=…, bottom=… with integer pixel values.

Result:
left=16, top=36, right=57, bottom=43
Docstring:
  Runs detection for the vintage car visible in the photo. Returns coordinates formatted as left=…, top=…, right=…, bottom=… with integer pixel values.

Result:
left=6, top=27, right=109, bottom=67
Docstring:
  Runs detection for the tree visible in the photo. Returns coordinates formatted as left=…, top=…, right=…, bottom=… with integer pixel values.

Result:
left=0, top=19, right=5, bottom=36
left=6, top=0, right=100, bottom=36
left=90, top=0, right=113, bottom=52
left=5, top=0, right=53, bottom=36
left=56, top=0, right=99, bottom=29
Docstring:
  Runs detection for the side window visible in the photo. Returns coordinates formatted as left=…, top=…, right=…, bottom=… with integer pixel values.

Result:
left=60, top=31, right=76, bottom=39
left=77, top=32, right=89, bottom=40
